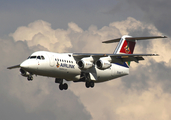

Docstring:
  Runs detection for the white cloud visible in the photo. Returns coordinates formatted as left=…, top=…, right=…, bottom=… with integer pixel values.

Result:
left=6, top=17, right=171, bottom=120
left=0, top=38, right=91, bottom=120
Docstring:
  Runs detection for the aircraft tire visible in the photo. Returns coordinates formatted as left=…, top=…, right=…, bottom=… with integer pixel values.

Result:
left=63, top=83, right=68, bottom=90
left=90, top=81, right=94, bottom=88
left=59, top=84, right=63, bottom=90
left=85, top=82, right=90, bottom=88
left=30, top=76, right=33, bottom=81
left=27, top=76, right=33, bottom=81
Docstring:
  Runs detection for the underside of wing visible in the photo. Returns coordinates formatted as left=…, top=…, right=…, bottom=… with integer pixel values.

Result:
left=110, top=54, right=158, bottom=63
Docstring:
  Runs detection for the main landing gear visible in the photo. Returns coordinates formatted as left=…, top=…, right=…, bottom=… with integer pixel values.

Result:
left=85, top=81, right=94, bottom=88
left=55, top=78, right=68, bottom=90
left=27, top=75, right=33, bottom=81
left=81, top=72, right=95, bottom=88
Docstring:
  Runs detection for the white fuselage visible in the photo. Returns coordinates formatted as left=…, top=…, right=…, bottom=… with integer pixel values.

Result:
left=20, top=51, right=129, bottom=83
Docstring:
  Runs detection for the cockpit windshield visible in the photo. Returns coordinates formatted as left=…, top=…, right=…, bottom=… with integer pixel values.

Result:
left=41, top=56, right=45, bottom=60
left=28, top=55, right=45, bottom=60
left=30, top=56, right=37, bottom=59
left=37, top=56, right=41, bottom=59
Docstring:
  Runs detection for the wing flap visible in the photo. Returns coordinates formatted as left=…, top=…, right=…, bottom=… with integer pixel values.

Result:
left=115, top=56, right=144, bottom=63
left=111, top=54, right=158, bottom=63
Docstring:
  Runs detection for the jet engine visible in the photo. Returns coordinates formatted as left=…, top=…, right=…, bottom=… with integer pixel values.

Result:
left=78, top=60, right=93, bottom=69
left=96, top=60, right=111, bottom=70
left=20, top=68, right=30, bottom=77
left=77, top=57, right=94, bottom=69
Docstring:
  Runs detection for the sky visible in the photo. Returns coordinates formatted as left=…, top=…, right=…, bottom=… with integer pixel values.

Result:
left=1, top=0, right=171, bottom=120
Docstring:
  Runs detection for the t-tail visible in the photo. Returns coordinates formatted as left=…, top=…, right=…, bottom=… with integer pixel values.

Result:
left=113, top=35, right=136, bottom=55
left=102, top=35, right=167, bottom=67
left=113, top=35, right=136, bottom=67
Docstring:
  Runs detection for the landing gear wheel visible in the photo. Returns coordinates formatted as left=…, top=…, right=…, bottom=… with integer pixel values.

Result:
left=59, top=83, right=68, bottom=90
left=27, top=76, right=33, bottom=81
left=63, top=83, right=68, bottom=90
left=59, top=84, right=63, bottom=90
left=90, top=81, right=94, bottom=88
left=85, top=81, right=94, bottom=88
left=85, top=82, right=90, bottom=88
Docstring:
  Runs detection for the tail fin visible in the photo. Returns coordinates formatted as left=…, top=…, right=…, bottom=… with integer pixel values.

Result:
left=103, top=35, right=167, bottom=54
left=114, top=35, right=136, bottom=54
left=102, top=35, right=167, bottom=67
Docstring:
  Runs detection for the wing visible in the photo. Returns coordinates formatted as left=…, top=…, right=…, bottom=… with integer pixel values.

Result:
left=7, top=64, right=20, bottom=69
left=73, top=53, right=158, bottom=63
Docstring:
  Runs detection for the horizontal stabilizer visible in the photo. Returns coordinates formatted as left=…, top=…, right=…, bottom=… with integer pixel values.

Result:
left=102, top=36, right=167, bottom=43
left=7, top=64, right=20, bottom=69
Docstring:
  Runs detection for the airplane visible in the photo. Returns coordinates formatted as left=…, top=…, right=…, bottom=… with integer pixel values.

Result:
left=7, top=35, right=167, bottom=90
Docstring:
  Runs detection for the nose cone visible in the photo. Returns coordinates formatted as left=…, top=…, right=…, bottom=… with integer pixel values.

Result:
left=20, top=60, right=29, bottom=69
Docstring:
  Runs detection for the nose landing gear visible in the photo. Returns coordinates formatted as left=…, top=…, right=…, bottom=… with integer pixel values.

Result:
left=55, top=78, right=68, bottom=90
left=27, top=75, right=33, bottom=81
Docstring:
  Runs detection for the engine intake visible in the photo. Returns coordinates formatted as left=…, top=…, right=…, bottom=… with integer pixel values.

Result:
left=96, top=60, right=111, bottom=70
left=20, top=69, right=30, bottom=77
left=78, top=60, right=93, bottom=69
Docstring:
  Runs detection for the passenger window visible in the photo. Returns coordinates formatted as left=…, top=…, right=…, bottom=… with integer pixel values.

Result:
left=41, top=56, right=45, bottom=60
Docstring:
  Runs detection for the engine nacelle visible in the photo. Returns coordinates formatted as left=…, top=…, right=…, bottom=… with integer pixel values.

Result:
left=20, top=69, right=30, bottom=77
left=96, top=60, right=111, bottom=70
left=78, top=60, right=93, bottom=69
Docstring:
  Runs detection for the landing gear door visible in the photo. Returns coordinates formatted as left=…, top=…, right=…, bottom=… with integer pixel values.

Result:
left=89, top=72, right=97, bottom=81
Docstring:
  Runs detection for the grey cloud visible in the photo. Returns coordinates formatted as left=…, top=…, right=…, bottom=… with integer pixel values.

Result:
left=3, top=17, right=171, bottom=120
left=122, top=59, right=171, bottom=93
left=126, top=0, right=171, bottom=36
left=0, top=38, right=91, bottom=120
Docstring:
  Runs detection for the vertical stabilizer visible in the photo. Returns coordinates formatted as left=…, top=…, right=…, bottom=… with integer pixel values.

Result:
left=102, top=35, right=167, bottom=67
left=114, top=35, right=136, bottom=54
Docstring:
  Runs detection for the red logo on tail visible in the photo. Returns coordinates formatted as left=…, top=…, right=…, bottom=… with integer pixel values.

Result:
left=120, top=41, right=135, bottom=54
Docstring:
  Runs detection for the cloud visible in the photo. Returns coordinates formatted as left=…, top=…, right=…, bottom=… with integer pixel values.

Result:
left=10, top=20, right=72, bottom=53
left=124, top=0, right=171, bottom=36
left=4, top=17, right=171, bottom=120
left=0, top=38, right=91, bottom=120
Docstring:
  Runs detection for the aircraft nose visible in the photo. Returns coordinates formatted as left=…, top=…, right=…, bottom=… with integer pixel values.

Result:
left=20, top=60, right=29, bottom=69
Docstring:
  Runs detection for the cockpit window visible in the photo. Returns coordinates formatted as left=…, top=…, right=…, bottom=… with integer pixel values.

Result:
left=30, top=56, right=37, bottom=59
left=37, top=56, right=41, bottom=59
left=41, top=56, right=45, bottom=60
left=28, top=55, right=45, bottom=60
